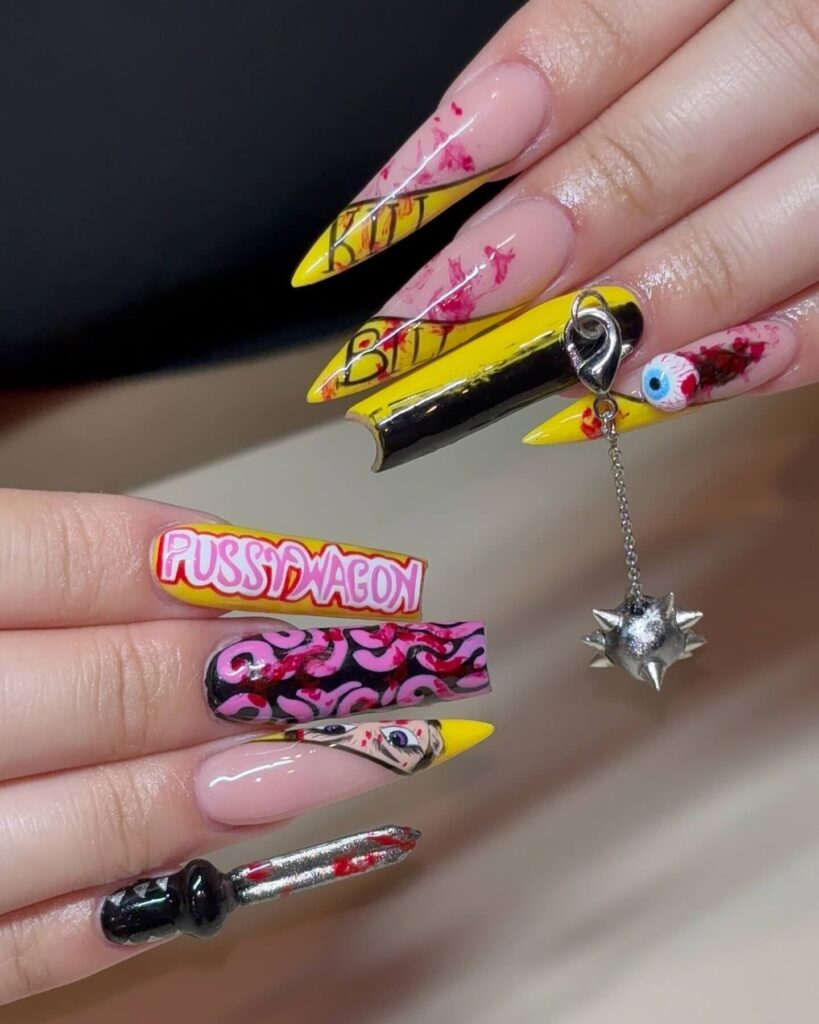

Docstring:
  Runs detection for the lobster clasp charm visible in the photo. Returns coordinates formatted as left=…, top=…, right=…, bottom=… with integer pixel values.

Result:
left=565, top=290, right=628, bottom=396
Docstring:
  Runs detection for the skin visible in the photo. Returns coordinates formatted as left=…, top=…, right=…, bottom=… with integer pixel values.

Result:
left=2, top=0, right=819, bottom=1004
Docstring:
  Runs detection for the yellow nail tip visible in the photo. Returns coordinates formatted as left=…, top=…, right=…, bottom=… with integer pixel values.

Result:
left=523, top=394, right=678, bottom=446
left=436, top=719, right=495, bottom=765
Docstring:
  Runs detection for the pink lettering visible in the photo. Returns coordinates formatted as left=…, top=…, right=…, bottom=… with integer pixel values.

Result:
left=158, top=528, right=194, bottom=581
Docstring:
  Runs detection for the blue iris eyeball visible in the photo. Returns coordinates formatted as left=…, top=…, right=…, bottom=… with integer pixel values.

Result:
left=641, top=354, right=700, bottom=412
left=382, top=725, right=416, bottom=749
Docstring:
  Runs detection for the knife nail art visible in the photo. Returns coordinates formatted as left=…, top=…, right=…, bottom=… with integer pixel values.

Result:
left=308, top=199, right=573, bottom=402
left=292, top=63, right=551, bottom=286
left=196, top=719, right=493, bottom=826
left=152, top=523, right=426, bottom=620
left=205, top=622, right=490, bottom=725
left=523, top=319, right=798, bottom=444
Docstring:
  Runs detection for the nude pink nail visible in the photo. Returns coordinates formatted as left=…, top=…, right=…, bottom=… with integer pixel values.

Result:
left=195, top=719, right=493, bottom=826
left=617, top=320, right=800, bottom=410
left=294, top=62, right=551, bottom=287
left=309, top=198, right=573, bottom=401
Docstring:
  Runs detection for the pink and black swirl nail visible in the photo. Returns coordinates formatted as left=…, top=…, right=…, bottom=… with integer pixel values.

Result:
left=204, top=622, right=490, bottom=724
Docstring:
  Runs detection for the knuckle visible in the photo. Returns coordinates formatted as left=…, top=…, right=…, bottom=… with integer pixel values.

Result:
left=577, top=122, right=665, bottom=221
left=680, top=222, right=747, bottom=320
left=553, top=0, right=632, bottom=61
left=761, top=0, right=819, bottom=89
left=0, top=914, right=52, bottom=1003
left=33, top=497, right=106, bottom=622
left=86, top=626, right=170, bottom=761
left=86, top=763, right=155, bottom=881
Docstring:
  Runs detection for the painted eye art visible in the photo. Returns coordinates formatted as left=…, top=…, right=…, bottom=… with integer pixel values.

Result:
left=380, top=725, right=422, bottom=751
left=641, top=353, right=700, bottom=412
left=317, top=724, right=355, bottom=736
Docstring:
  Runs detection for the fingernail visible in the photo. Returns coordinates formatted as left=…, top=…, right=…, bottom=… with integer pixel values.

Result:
left=308, top=199, right=573, bottom=402
left=292, top=63, right=551, bottom=286
left=205, top=622, right=490, bottom=725
left=524, top=319, right=798, bottom=444
left=347, top=286, right=643, bottom=471
left=152, top=523, right=426, bottom=620
left=196, top=718, right=493, bottom=825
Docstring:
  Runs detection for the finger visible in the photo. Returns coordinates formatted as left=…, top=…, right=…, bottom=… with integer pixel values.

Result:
left=0, top=619, right=489, bottom=780
left=292, top=0, right=728, bottom=285
left=526, top=283, right=819, bottom=443
left=0, top=492, right=425, bottom=628
left=0, top=889, right=154, bottom=1005
left=308, top=0, right=819, bottom=402
left=0, top=713, right=491, bottom=915
left=344, top=135, right=818, bottom=467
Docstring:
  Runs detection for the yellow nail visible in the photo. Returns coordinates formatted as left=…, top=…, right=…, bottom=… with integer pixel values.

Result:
left=435, top=719, right=495, bottom=765
left=522, top=394, right=685, bottom=445
left=292, top=175, right=493, bottom=288
left=347, top=285, right=644, bottom=471
left=152, top=523, right=426, bottom=620
left=307, top=308, right=518, bottom=403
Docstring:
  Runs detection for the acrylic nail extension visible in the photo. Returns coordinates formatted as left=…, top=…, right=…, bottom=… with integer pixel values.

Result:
left=308, top=199, right=574, bottom=402
left=524, top=319, right=799, bottom=445
left=347, top=285, right=643, bottom=471
left=292, top=63, right=551, bottom=286
left=101, top=825, right=420, bottom=944
left=205, top=622, right=490, bottom=725
left=197, top=719, right=493, bottom=826
left=152, top=522, right=426, bottom=620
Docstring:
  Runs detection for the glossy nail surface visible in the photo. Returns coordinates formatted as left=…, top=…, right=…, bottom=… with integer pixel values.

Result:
left=347, top=286, right=643, bottom=471
left=205, top=622, right=490, bottom=724
left=524, top=319, right=797, bottom=444
left=308, top=199, right=573, bottom=402
left=293, top=63, right=551, bottom=286
left=197, top=719, right=493, bottom=826
left=153, top=523, right=426, bottom=620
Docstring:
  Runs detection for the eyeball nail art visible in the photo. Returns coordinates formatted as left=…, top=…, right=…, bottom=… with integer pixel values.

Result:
left=641, top=353, right=700, bottom=411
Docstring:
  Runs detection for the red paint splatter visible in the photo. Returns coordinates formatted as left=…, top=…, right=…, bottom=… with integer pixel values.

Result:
left=333, top=852, right=379, bottom=877
left=451, top=102, right=463, bottom=116
left=373, top=833, right=417, bottom=852
left=431, top=125, right=475, bottom=174
left=484, top=245, right=516, bottom=286
left=244, top=862, right=272, bottom=882
left=247, top=693, right=267, bottom=708
left=686, top=336, right=767, bottom=392
left=681, top=373, right=698, bottom=398
left=580, top=406, right=603, bottom=440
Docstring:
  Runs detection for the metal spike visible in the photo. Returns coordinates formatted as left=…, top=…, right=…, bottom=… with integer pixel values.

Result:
left=676, top=609, right=703, bottom=631
left=592, top=608, right=622, bottom=632
left=582, top=632, right=607, bottom=652
left=684, top=632, right=707, bottom=652
left=658, top=592, right=676, bottom=617
left=589, top=655, right=612, bottom=669
left=134, top=881, right=150, bottom=898
left=644, top=660, right=666, bottom=692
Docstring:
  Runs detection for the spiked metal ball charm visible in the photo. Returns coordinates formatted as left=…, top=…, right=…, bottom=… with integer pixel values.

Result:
left=583, top=593, right=706, bottom=691
left=566, top=291, right=706, bottom=692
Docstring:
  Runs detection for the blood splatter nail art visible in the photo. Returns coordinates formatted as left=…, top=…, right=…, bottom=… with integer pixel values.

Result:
left=524, top=319, right=799, bottom=445
left=292, top=63, right=550, bottom=287
left=204, top=622, right=490, bottom=725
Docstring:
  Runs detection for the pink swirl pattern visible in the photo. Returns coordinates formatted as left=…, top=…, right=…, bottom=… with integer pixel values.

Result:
left=205, top=622, right=489, bottom=724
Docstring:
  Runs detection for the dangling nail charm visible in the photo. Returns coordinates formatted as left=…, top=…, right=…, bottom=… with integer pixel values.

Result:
left=570, top=291, right=706, bottom=690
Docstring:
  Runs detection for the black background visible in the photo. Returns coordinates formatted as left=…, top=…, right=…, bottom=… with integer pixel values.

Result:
left=0, top=1, right=522, bottom=385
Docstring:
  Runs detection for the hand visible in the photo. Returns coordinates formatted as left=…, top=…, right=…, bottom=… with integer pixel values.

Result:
left=0, top=491, right=490, bottom=1003
left=298, top=0, right=818, bottom=438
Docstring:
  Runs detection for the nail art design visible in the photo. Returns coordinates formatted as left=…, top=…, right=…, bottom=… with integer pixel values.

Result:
left=308, top=200, right=573, bottom=402
left=347, top=286, right=643, bottom=471
left=101, top=825, right=420, bottom=944
left=524, top=319, right=797, bottom=445
left=196, top=720, right=493, bottom=826
left=153, top=523, right=426, bottom=620
left=205, top=622, right=490, bottom=725
left=292, top=63, right=550, bottom=286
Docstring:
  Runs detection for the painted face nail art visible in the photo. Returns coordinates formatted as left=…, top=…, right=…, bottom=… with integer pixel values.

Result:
left=524, top=319, right=798, bottom=445
left=347, top=286, right=643, bottom=471
left=205, top=622, right=490, bottom=725
left=292, top=63, right=551, bottom=286
left=308, top=200, right=574, bottom=402
left=196, top=719, right=493, bottom=826
left=152, top=523, right=426, bottom=620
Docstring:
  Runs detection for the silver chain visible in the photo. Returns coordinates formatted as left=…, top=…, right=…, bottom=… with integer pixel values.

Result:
left=570, top=291, right=644, bottom=608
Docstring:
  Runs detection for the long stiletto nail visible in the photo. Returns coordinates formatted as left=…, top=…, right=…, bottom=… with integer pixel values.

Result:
left=524, top=319, right=798, bottom=445
left=292, top=63, right=551, bottom=286
left=308, top=199, right=574, bottom=402
left=197, top=719, right=493, bottom=826
left=101, top=824, right=420, bottom=944
left=347, top=285, right=643, bottom=471
left=152, top=523, right=426, bottom=620
left=205, top=622, right=490, bottom=725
